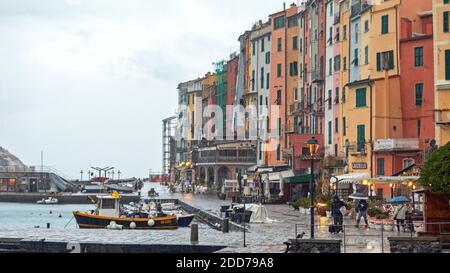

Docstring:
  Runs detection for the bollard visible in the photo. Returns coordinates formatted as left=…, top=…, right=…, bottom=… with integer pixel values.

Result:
left=222, top=218, right=229, bottom=233
left=46, top=223, right=50, bottom=229
left=190, top=224, right=199, bottom=244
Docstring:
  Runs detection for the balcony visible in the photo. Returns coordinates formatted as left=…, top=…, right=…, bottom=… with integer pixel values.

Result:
left=347, top=141, right=367, bottom=156
left=436, top=109, right=450, bottom=125
left=311, top=70, right=324, bottom=83
left=334, top=13, right=340, bottom=25
left=374, top=139, right=420, bottom=152
left=324, top=156, right=347, bottom=168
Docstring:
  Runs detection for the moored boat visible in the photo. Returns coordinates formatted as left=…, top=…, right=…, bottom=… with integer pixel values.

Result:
left=72, top=192, right=177, bottom=230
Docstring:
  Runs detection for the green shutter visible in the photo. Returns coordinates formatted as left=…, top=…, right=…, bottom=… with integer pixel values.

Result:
left=446, top=50, right=450, bottom=80
left=389, top=51, right=394, bottom=69
left=444, top=12, right=449, bottom=33
left=382, top=15, right=389, bottom=34
left=357, top=125, right=365, bottom=152
left=415, top=83, right=423, bottom=106
left=377, top=53, right=381, bottom=71
left=356, top=88, right=367, bottom=107
left=343, top=117, right=346, bottom=136
left=328, top=122, right=332, bottom=145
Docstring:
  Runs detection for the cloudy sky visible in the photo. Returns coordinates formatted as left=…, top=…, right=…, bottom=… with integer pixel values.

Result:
left=0, top=0, right=291, bottom=179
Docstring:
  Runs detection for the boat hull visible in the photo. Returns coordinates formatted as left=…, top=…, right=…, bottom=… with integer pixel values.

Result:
left=177, top=214, right=195, bottom=227
left=73, top=211, right=178, bottom=230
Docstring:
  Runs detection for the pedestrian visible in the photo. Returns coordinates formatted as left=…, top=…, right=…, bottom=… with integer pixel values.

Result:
left=394, top=204, right=408, bottom=232
left=355, top=199, right=369, bottom=228
left=331, top=196, right=346, bottom=232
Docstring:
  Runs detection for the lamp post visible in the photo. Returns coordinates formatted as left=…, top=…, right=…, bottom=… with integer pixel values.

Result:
left=306, top=136, right=319, bottom=239
left=80, top=170, right=83, bottom=181
left=330, top=176, right=341, bottom=198
left=390, top=183, right=394, bottom=199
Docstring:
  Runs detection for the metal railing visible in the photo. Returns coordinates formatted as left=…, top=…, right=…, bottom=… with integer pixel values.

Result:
left=293, top=221, right=450, bottom=253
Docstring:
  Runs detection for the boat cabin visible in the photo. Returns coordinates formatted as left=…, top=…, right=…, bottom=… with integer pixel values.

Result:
left=97, top=195, right=120, bottom=218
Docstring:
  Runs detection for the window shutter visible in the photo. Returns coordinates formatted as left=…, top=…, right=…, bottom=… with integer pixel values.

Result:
left=377, top=53, right=381, bottom=71
left=446, top=50, right=450, bottom=80
left=389, top=51, right=394, bottom=69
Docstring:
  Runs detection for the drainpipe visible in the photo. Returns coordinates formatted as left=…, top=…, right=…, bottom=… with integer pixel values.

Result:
left=369, top=81, right=374, bottom=179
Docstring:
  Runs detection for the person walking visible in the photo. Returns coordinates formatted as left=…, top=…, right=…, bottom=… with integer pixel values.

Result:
left=355, top=199, right=369, bottom=228
left=331, top=196, right=346, bottom=232
left=394, top=204, right=408, bottom=232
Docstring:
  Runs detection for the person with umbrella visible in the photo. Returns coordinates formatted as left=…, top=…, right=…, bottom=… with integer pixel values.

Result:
left=393, top=200, right=408, bottom=232
left=331, top=195, right=347, bottom=232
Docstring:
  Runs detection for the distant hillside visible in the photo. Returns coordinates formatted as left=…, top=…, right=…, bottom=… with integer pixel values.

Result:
left=0, top=146, right=28, bottom=171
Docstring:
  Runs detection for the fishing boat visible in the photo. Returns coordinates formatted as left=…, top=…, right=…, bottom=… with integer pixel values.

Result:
left=73, top=192, right=177, bottom=230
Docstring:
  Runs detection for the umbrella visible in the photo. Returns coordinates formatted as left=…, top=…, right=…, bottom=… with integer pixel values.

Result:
left=390, top=196, right=409, bottom=204
left=348, top=193, right=369, bottom=200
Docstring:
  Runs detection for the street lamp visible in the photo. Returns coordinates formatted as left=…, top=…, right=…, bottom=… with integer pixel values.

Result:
left=330, top=176, right=341, bottom=198
left=306, top=136, right=319, bottom=239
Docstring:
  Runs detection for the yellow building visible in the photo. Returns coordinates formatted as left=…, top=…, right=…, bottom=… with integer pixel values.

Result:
left=433, top=0, right=450, bottom=146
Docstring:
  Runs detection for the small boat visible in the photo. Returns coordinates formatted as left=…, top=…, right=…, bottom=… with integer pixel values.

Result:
left=176, top=214, right=195, bottom=227
left=73, top=193, right=177, bottom=230
left=37, top=197, right=59, bottom=204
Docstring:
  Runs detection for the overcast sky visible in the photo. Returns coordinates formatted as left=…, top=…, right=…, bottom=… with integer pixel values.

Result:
left=0, top=0, right=292, bottom=179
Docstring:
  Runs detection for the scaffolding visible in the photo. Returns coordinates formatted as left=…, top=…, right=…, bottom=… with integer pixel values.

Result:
left=162, top=116, right=177, bottom=174
left=215, top=60, right=228, bottom=136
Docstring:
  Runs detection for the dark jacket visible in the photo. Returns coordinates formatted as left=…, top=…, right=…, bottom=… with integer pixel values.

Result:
left=358, top=200, right=369, bottom=212
left=331, top=200, right=346, bottom=216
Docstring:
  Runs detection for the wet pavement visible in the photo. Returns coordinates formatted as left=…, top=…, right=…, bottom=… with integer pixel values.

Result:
left=0, top=183, right=420, bottom=253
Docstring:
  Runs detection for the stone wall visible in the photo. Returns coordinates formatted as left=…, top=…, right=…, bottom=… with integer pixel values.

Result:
left=16, top=238, right=226, bottom=253
left=0, top=193, right=140, bottom=204
left=388, top=237, right=441, bottom=253
left=284, top=239, right=342, bottom=253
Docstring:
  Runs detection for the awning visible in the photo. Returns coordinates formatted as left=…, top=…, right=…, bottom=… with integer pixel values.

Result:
left=267, top=170, right=293, bottom=182
left=247, top=165, right=258, bottom=172
left=372, top=176, right=420, bottom=183
left=284, top=174, right=312, bottom=184
left=330, top=172, right=370, bottom=184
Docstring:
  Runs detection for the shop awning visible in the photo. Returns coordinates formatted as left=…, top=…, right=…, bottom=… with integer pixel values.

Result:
left=330, top=172, right=370, bottom=184
left=284, top=174, right=313, bottom=184
left=372, top=176, right=420, bottom=183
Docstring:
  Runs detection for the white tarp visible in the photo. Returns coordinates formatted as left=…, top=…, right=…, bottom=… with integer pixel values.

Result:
left=234, top=204, right=278, bottom=224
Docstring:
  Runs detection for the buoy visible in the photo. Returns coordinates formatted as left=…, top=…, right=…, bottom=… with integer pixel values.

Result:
left=130, top=222, right=136, bottom=229
left=147, top=220, right=155, bottom=227
left=49, top=210, right=52, bottom=214
left=58, top=214, right=62, bottom=218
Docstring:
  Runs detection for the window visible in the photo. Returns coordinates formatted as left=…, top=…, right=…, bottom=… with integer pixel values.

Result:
left=415, top=83, right=423, bottom=106
left=356, top=88, right=367, bottom=108
left=252, top=41, right=256, bottom=56
left=414, top=47, right=423, bottom=67
left=444, top=12, right=449, bottom=33
left=353, top=48, right=359, bottom=66
left=294, top=88, right=298, bottom=101
left=276, top=144, right=281, bottom=160
left=355, top=23, right=359, bottom=42
left=259, top=95, right=263, bottom=106
left=342, top=87, right=346, bottom=103
left=403, top=158, right=415, bottom=169
left=289, top=62, right=298, bottom=76
left=330, top=2, right=333, bottom=16
left=265, top=52, right=271, bottom=64
left=381, top=15, right=389, bottom=34
left=343, top=25, right=347, bottom=40
left=328, top=89, right=332, bottom=110
left=329, top=58, right=332, bottom=75
left=276, top=90, right=281, bottom=105
left=274, top=16, right=285, bottom=29
left=335, top=87, right=339, bottom=104
left=334, top=55, right=341, bottom=71
left=266, top=73, right=270, bottom=89
left=277, top=38, right=282, bottom=52
left=357, top=125, right=366, bottom=152
left=343, top=117, right=346, bottom=136
left=293, top=36, right=298, bottom=50
left=335, top=118, right=339, bottom=133
left=261, top=67, right=265, bottom=89
left=446, top=50, right=450, bottom=80
left=445, top=0, right=449, bottom=4
left=365, top=46, right=369, bottom=64
left=377, top=50, right=394, bottom=71
left=328, top=121, right=332, bottom=145
left=252, top=70, right=255, bottom=91
left=259, top=142, right=262, bottom=160
left=329, top=27, right=333, bottom=44
left=417, top=119, right=421, bottom=138
left=300, top=63, right=303, bottom=78
left=343, top=57, right=347, bottom=70
left=261, top=38, right=265, bottom=52
left=277, top=64, right=282, bottom=77
left=277, top=118, right=281, bottom=137
left=377, top=158, right=385, bottom=176
left=364, top=20, right=369, bottom=32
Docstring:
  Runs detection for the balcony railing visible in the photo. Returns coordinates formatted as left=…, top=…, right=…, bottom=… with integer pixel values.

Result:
left=374, top=139, right=420, bottom=152
left=311, top=70, right=324, bottom=82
